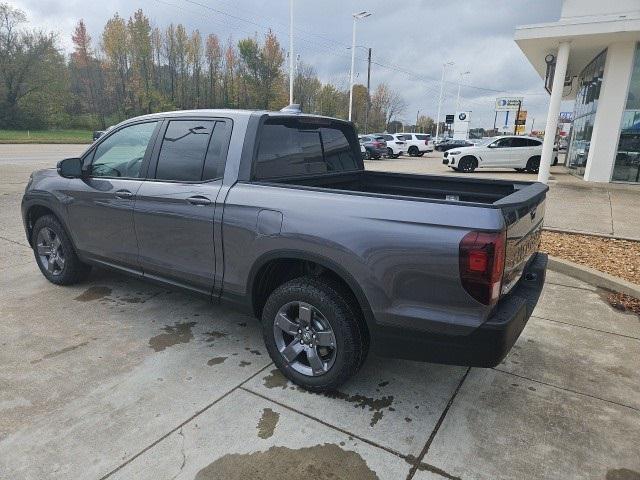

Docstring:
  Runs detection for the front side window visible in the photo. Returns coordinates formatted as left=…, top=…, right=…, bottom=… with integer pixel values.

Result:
left=254, top=119, right=359, bottom=180
left=90, top=121, right=158, bottom=178
left=493, top=138, right=513, bottom=148
left=156, top=120, right=215, bottom=182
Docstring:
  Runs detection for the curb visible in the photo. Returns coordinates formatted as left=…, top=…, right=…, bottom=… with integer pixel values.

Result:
left=543, top=227, right=640, bottom=243
left=547, top=256, right=640, bottom=298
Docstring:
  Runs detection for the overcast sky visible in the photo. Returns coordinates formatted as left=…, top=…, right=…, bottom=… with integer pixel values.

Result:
left=12, top=0, right=566, bottom=130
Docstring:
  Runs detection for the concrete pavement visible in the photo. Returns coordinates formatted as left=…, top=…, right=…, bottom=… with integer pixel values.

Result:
left=1, top=145, right=639, bottom=479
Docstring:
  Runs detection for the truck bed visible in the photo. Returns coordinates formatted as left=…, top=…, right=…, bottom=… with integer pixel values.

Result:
left=274, top=170, right=547, bottom=207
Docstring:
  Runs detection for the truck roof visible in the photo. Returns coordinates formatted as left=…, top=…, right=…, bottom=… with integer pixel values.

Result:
left=113, top=109, right=349, bottom=128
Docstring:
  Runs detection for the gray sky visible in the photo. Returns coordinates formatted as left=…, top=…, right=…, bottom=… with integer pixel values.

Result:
left=13, top=0, right=565, bottom=130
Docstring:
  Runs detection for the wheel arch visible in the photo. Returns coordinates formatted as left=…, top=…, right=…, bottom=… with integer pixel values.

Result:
left=24, top=202, right=72, bottom=248
left=247, top=250, right=375, bottom=331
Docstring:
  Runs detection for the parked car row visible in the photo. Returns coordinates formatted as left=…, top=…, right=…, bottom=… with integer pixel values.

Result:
left=358, top=133, right=434, bottom=160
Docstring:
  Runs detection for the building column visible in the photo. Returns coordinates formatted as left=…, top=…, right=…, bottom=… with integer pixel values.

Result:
left=583, top=41, right=636, bottom=182
left=538, top=41, right=571, bottom=184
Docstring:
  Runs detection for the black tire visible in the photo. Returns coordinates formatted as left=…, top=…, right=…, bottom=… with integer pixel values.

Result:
left=458, top=156, right=477, bottom=173
left=365, top=150, right=371, bottom=160
left=526, top=156, right=540, bottom=173
left=553, top=156, right=559, bottom=166
left=515, top=168, right=526, bottom=172
left=387, top=147, right=394, bottom=158
left=408, top=146, right=419, bottom=157
left=416, top=152, right=425, bottom=157
left=31, top=214, right=91, bottom=285
left=262, top=276, right=365, bottom=392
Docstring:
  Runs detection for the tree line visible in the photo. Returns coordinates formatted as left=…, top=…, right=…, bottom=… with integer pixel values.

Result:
left=0, top=3, right=419, bottom=133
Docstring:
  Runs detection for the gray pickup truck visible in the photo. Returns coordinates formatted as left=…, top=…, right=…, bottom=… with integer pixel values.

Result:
left=21, top=108, right=548, bottom=391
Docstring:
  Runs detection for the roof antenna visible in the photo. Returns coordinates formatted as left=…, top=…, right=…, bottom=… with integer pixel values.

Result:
left=280, top=104, right=302, bottom=113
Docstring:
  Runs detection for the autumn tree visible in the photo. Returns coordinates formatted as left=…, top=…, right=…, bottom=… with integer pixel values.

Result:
left=205, top=33, right=221, bottom=107
left=102, top=13, right=130, bottom=115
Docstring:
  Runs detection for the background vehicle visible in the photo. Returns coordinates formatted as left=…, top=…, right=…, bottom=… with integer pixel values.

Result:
left=22, top=109, right=548, bottom=392
left=359, top=135, right=387, bottom=159
left=442, top=136, right=559, bottom=173
left=400, top=133, right=433, bottom=156
left=435, top=139, right=474, bottom=152
left=375, top=133, right=407, bottom=158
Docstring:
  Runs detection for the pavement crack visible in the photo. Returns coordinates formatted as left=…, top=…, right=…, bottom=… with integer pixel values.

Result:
left=170, top=427, right=187, bottom=480
left=405, top=367, right=470, bottom=480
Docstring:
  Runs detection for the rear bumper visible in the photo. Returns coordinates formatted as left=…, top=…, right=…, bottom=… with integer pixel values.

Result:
left=372, top=253, right=547, bottom=367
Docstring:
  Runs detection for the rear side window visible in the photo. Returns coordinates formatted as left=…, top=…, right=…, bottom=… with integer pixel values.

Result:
left=254, top=119, right=359, bottom=180
left=202, top=121, right=232, bottom=180
left=156, top=120, right=215, bottom=181
left=511, top=137, right=531, bottom=147
left=416, top=134, right=428, bottom=140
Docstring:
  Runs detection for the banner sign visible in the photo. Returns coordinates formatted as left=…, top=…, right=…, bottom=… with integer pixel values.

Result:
left=445, top=114, right=455, bottom=124
left=515, top=110, right=527, bottom=126
left=495, top=97, right=523, bottom=112
left=559, top=112, right=574, bottom=123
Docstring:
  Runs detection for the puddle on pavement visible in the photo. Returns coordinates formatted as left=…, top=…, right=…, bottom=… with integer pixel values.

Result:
left=194, top=444, right=379, bottom=480
left=74, top=286, right=112, bottom=302
left=207, top=357, right=227, bottom=366
left=256, top=408, right=279, bottom=439
left=148, top=322, right=197, bottom=352
left=30, top=341, right=89, bottom=364
left=262, top=369, right=394, bottom=427
left=607, top=469, right=640, bottom=480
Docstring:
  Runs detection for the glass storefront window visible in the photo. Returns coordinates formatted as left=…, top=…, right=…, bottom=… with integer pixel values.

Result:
left=612, top=43, right=640, bottom=183
left=566, top=49, right=606, bottom=177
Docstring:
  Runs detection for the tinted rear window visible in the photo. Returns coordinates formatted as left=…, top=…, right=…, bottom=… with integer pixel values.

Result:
left=254, top=119, right=359, bottom=180
left=156, top=120, right=214, bottom=181
left=416, top=134, right=428, bottom=140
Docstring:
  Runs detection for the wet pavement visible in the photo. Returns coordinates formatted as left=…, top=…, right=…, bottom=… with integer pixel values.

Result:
left=1, top=146, right=639, bottom=479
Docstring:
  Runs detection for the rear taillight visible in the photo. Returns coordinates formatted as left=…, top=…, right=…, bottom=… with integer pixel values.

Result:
left=459, top=230, right=506, bottom=305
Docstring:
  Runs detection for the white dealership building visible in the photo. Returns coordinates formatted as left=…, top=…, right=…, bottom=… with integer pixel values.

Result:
left=515, top=0, right=640, bottom=183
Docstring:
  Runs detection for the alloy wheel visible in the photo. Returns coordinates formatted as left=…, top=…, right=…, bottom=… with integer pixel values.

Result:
left=273, top=301, right=337, bottom=377
left=36, top=227, right=65, bottom=276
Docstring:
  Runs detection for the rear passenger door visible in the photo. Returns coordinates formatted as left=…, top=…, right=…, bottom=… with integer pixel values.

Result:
left=134, top=118, right=232, bottom=294
left=482, top=137, right=515, bottom=167
left=511, top=137, right=538, bottom=167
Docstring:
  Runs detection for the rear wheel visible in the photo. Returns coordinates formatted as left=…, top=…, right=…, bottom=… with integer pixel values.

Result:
left=458, top=156, right=477, bottom=173
left=387, top=147, right=394, bottom=158
left=262, top=276, right=365, bottom=392
left=365, top=150, right=371, bottom=160
left=32, top=214, right=91, bottom=285
left=526, top=156, right=541, bottom=173
left=408, top=146, right=419, bottom=157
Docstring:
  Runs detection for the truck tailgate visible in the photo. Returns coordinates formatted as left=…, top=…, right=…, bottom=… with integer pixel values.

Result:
left=495, top=182, right=547, bottom=294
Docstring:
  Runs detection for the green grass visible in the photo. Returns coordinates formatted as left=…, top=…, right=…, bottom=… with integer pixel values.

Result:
left=0, top=129, right=93, bottom=144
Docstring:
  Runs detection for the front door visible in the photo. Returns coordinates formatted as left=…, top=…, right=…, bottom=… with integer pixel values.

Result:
left=134, top=118, right=231, bottom=294
left=481, top=137, right=515, bottom=167
left=65, top=120, right=160, bottom=269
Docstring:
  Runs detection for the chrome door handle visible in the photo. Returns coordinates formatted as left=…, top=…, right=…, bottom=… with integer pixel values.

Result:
left=115, top=189, right=134, bottom=199
left=187, top=195, right=211, bottom=206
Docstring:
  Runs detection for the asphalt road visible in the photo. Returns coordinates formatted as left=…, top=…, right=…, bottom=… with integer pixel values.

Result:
left=1, top=144, right=639, bottom=479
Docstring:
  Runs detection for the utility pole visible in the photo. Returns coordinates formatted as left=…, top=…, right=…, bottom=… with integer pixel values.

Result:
left=416, top=109, right=420, bottom=131
left=435, top=61, right=454, bottom=144
left=365, top=47, right=372, bottom=133
left=514, top=100, right=522, bottom=135
left=288, top=0, right=294, bottom=105
left=349, top=11, right=371, bottom=122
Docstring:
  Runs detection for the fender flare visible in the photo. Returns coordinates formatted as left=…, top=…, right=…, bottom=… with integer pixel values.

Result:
left=247, top=249, right=376, bottom=329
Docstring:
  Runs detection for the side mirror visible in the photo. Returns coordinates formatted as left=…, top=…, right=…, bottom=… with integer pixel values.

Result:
left=57, top=157, right=83, bottom=178
left=488, top=143, right=497, bottom=148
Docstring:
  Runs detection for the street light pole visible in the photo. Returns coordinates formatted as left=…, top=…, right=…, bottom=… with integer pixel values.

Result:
left=288, top=0, right=294, bottom=105
left=365, top=47, right=371, bottom=133
left=435, top=61, right=453, bottom=144
left=349, top=11, right=371, bottom=122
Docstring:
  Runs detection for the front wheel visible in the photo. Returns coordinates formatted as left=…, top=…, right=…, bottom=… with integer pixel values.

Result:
left=32, top=214, right=91, bottom=285
left=262, top=276, right=365, bottom=392
left=458, top=156, right=477, bottom=173
left=408, top=146, right=419, bottom=157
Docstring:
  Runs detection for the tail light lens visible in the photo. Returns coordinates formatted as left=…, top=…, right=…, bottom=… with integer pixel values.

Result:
left=459, top=230, right=506, bottom=305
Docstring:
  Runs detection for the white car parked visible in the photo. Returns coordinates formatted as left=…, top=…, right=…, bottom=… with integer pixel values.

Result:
left=399, top=133, right=434, bottom=156
left=442, top=135, right=558, bottom=173
left=375, top=133, right=407, bottom=158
